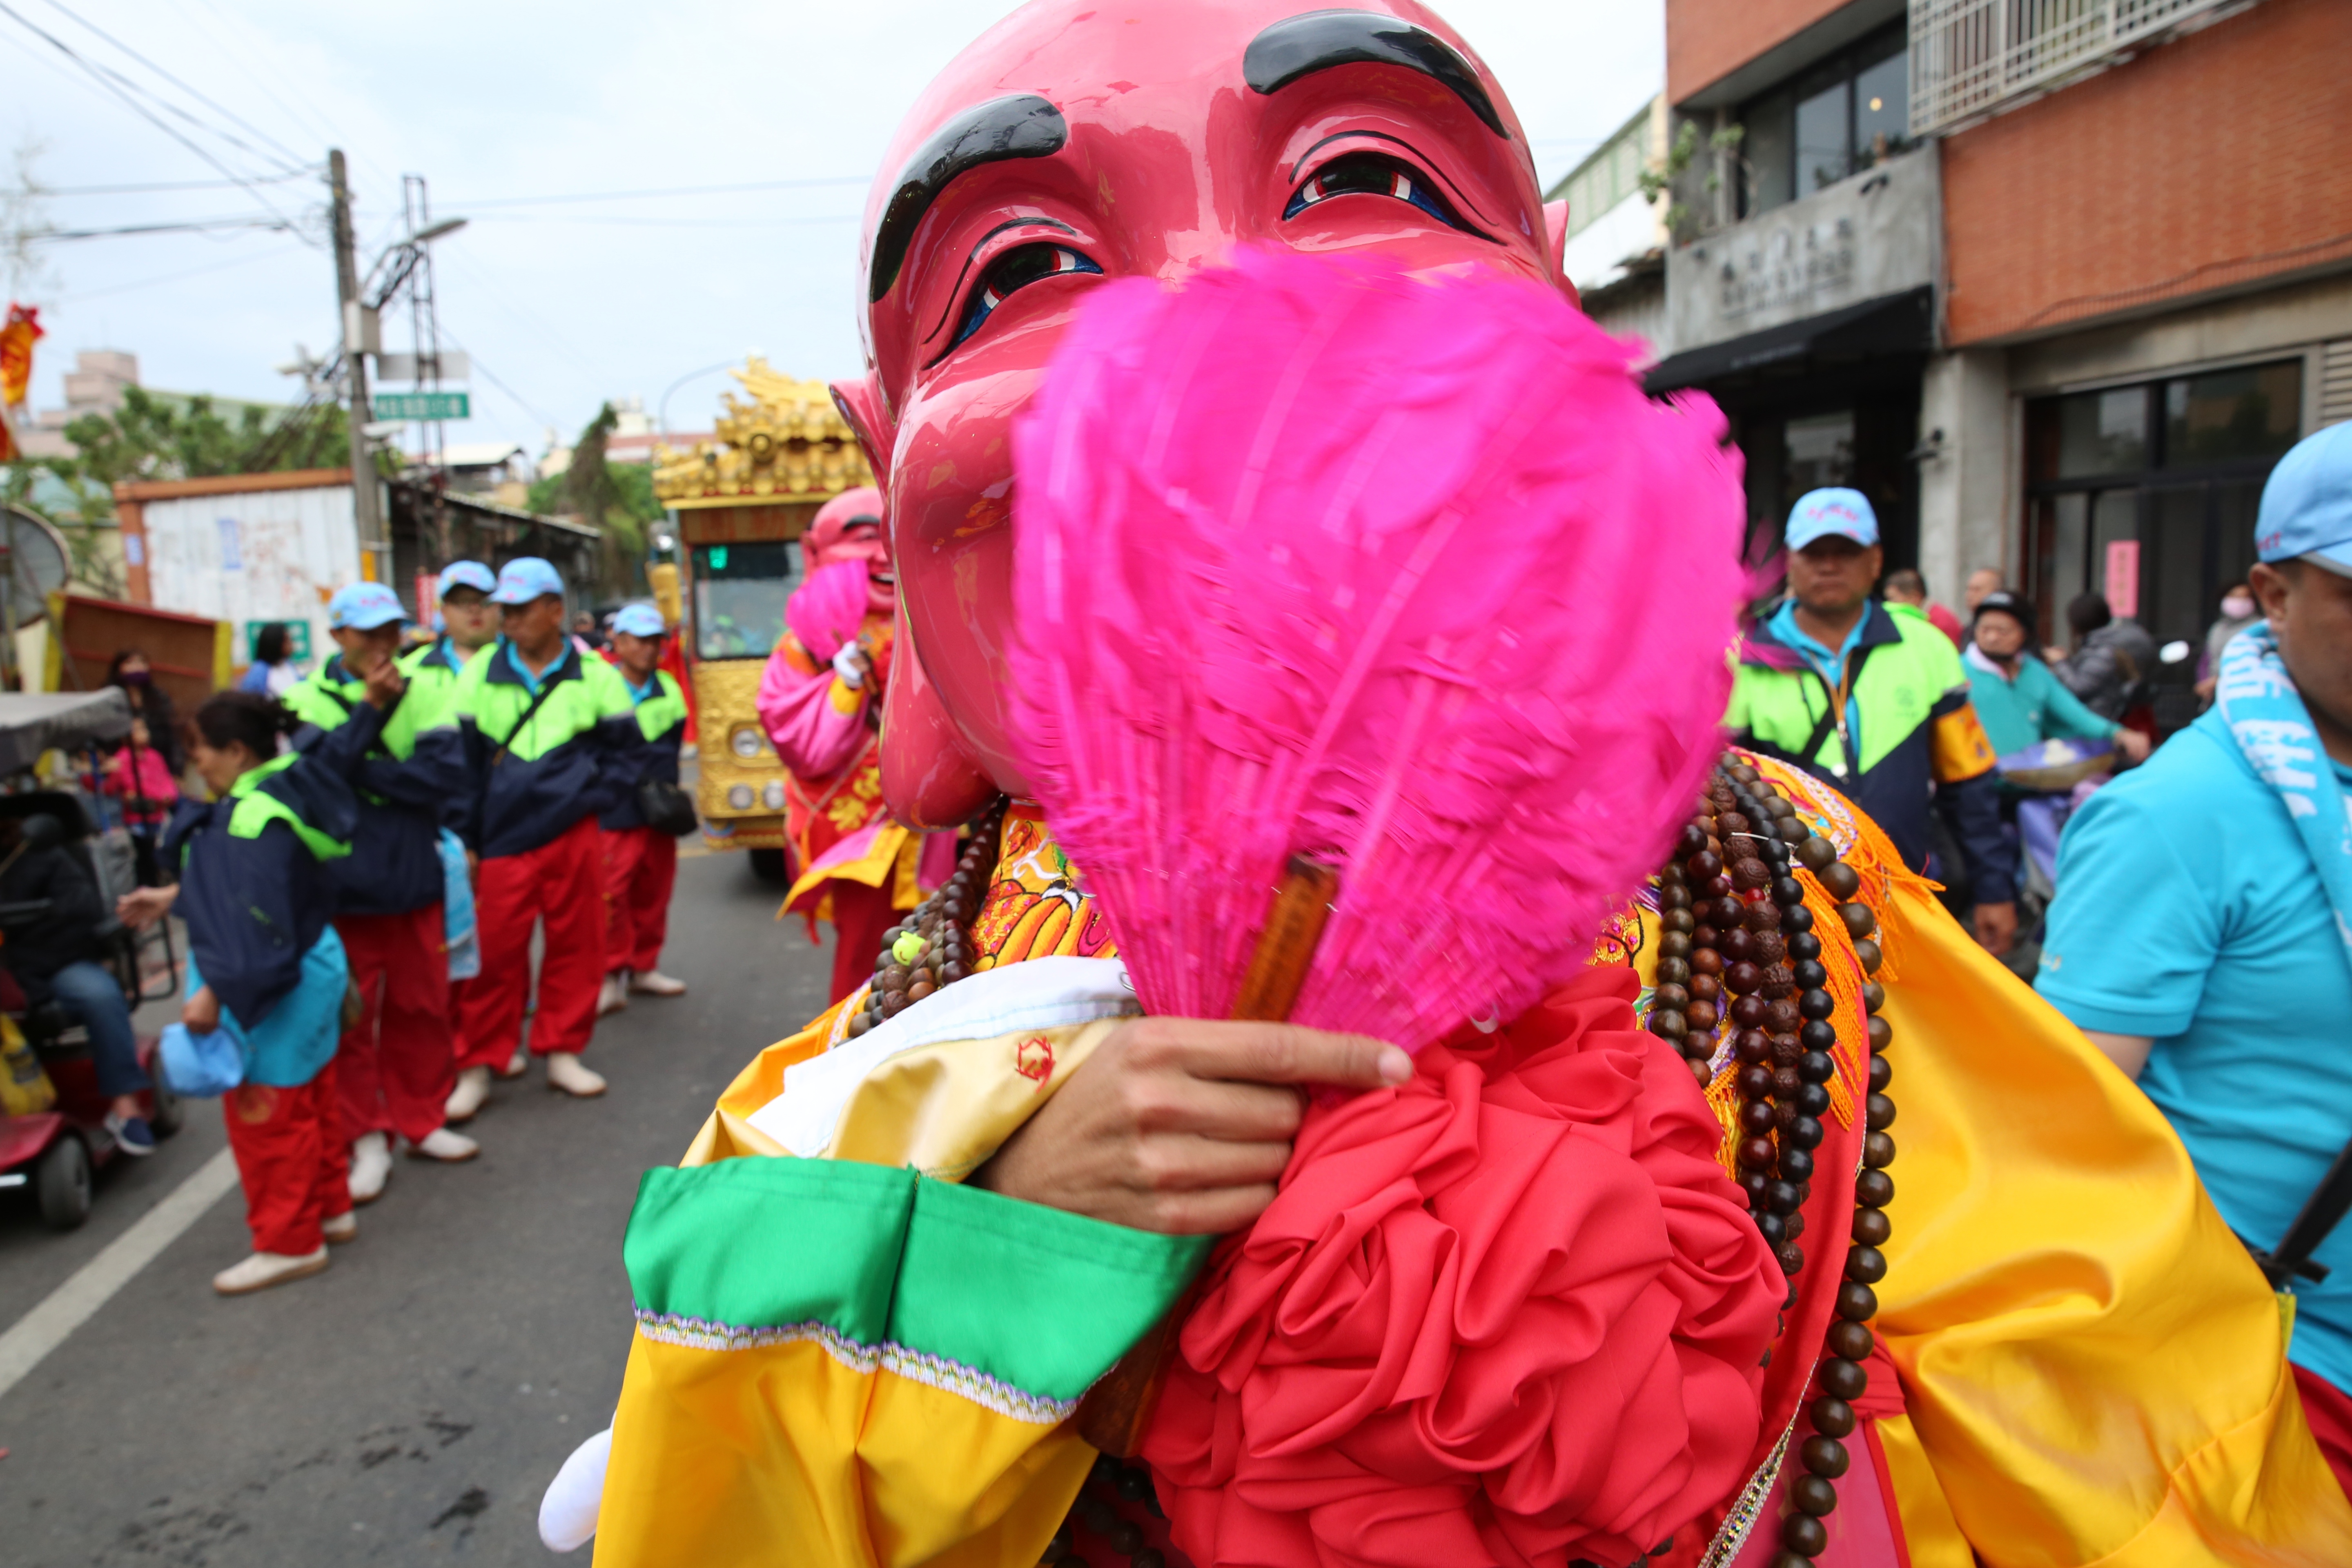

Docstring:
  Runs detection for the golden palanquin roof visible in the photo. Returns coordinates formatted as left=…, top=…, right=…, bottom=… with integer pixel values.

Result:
left=652, top=357, right=875, bottom=509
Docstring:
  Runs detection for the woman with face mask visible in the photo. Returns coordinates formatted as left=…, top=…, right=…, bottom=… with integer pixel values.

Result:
left=105, top=647, right=185, bottom=779
left=2198, top=581, right=2261, bottom=705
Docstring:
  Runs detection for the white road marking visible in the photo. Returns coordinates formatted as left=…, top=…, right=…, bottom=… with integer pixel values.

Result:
left=0, top=1146, right=240, bottom=1404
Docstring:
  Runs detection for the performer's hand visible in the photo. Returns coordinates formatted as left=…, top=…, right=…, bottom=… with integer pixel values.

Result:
left=182, top=984, right=220, bottom=1032
left=971, top=1017, right=1412, bottom=1234
left=361, top=653, right=407, bottom=709
left=116, top=883, right=178, bottom=929
left=1973, top=900, right=2017, bottom=956
left=2114, top=727, right=2152, bottom=764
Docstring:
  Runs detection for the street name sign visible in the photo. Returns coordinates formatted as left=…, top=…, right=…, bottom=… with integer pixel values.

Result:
left=373, top=390, right=471, bottom=421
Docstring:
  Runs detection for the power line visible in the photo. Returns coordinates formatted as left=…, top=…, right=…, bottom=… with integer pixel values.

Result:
left=37, top=0, right=314, bottom=173
left=1, top=172, right=312, bottom=198
left=181, top=0, right=391, bottom=191
left=450, top=175, right=871, bottom=209
left=0, top=0, right=314, bottom=243
left=433, top=327, right=557, bottom=430
left=33, top=215, right=296, bottom=241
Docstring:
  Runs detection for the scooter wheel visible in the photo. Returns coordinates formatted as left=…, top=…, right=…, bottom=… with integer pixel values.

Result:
left=36, top=1134, right=92, bottom=1232
left=148, top=1073, right=185, bottom=1139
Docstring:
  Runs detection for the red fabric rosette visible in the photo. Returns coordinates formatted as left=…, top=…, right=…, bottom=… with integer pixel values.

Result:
left=1144, top=969, right=1782, bottom=1568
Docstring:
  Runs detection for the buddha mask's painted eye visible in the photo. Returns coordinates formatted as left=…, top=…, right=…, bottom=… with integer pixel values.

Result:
left=1283, top=151, right=1471, bottom=231
left=951, top=243, right=1104, bottom=348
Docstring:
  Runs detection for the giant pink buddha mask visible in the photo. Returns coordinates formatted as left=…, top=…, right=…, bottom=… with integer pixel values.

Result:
left=832, top=0, right=1575, bottom=826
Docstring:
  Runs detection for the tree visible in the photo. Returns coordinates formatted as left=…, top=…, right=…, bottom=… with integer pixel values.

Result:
left=57, top=385, right=353, bottom=488
left=528, top=401, right=664, bottom=598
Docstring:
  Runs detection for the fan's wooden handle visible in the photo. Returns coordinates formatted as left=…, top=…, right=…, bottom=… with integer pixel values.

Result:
left=1073, top=855, right=1340, bottom=1457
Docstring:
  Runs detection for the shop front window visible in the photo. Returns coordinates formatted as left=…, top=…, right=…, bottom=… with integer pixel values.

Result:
left=2024, top=359, right=2304, bottom=729
left=2163, top=362, right=2301, bottom=468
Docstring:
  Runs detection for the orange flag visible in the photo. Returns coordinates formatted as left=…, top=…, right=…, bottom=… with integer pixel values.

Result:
left=0, top=303, right=40, bottom=408
left=0, top=303, right=41, bottom=463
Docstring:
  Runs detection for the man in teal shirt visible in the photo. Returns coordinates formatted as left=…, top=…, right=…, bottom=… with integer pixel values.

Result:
left=1962, top=590, right=2151, bottom=762
left=2038, top=421, right=2352, bottom=1484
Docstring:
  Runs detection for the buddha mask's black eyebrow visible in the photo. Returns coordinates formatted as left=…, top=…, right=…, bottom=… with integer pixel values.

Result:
left=1244, top=10, right=1508, bottom=140
left=868, top=94, right=1068, bottom=304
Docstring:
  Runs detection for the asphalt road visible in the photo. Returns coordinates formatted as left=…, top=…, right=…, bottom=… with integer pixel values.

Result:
left=0, top=845, right=831, bottom=1566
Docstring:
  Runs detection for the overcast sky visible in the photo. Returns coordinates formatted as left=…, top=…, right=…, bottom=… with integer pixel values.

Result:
left=3, top=0, right=1662, bottom=459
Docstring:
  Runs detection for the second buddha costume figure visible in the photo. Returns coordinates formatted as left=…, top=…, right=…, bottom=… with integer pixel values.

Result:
left=446, top=558, right=648, bottom=1118
left=283, top=582, right=479, bottom=1204
left=757, top=488, right=952, bottom=1003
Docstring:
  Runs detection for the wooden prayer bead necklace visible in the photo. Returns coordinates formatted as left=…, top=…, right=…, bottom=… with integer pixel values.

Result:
left=1648, top=759, right=1897, bottom=1568
left=846, top=797, right=1010, bottom=1037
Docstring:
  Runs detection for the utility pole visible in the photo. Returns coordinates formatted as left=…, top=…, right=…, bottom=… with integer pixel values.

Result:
left=328, top=149, right=384, bottom=580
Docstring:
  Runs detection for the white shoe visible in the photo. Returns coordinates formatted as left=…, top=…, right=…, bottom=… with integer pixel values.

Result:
left=497, top=1045, right=531, bottom=1080
left=445, top=1065, right=492, bottom=1123
left=546, top=1052, right=607, bottom=1098
left=408, top=1127, right=480, bottom=1162
left=596, top=974, right=629, bottom=1016
left=630, top=969, right=687, bottom=997
left=347, top=1132, right=392, bottom=1205
left=322, top=1211, right=358, bottom=1245
left=213, top=1247, right=330, bottom=1295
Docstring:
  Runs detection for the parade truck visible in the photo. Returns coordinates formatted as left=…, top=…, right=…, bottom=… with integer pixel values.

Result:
left=651, top=358, right=876, bottom=880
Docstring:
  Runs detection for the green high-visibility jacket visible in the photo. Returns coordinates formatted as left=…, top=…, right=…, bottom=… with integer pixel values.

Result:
left=283, top=654, right=469, bottom=914
left=601, top=668, right=688, bottom=833
left=451, top=639, right=646, bottom=858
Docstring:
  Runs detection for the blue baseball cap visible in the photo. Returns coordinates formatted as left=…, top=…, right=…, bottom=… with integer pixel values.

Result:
left=610, top=602, right=666, bottom=638
left=1786, top=488, right=1881, bottom=552
left=328, top=581, right=408, bottom=630
left=490, top=557, right=565, bottom=605
left=2255, top=422, right=2352, bottom=578
left=438, top=559, right=497, bottom=597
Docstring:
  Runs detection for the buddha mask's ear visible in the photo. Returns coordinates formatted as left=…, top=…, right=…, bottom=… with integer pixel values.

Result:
left=1544, top=199, right=1582, bottom=311
left=880, top=596, right=1002, bottom=830
left=830, top=374, right=897, bottom=502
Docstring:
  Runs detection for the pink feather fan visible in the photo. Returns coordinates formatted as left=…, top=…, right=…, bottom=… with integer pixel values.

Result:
left=786, top=559, right=872, bottom=663
left=1008, top=248, right=1746, bottom=1054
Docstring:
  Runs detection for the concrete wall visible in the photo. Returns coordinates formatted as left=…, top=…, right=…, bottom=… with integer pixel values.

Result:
left=1668, top=0, right=1854, bottom=102
left=1916, top=349, right=2016, bottom=612
left=1665, top=147, right=1938, bottom=352
left=1941, top=0, right=2352, bottom=345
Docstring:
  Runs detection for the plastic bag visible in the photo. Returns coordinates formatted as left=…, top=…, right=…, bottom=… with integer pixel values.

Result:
left=439, top=828, right=481, bottom=982
left=158, top=1021, right=244, bottom=1098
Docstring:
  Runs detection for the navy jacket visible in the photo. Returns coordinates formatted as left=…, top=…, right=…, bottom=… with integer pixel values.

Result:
left=165, top=708, right=376, bottom=1028
left=599, top=668, right=689, bottom=833
left=285, top=656, right=470, bottom=916
left=451, top=641, right=647, bottom=859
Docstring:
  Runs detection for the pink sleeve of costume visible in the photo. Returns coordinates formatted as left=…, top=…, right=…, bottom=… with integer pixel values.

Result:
left=756, top=641, right=871, bottom=779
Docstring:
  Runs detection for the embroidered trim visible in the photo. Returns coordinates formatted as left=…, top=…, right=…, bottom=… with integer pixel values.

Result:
left=632, top=1311, right=1080, bottom=1425
left=1699, top=1411, right=1796, bottom=1568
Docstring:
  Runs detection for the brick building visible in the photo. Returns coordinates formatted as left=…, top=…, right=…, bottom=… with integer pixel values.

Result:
left=1649, top=0, right=2351, bottom=716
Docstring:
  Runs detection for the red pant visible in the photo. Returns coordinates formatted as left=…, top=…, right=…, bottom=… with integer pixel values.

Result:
left=829, top=878, right=902, bottom=1005
left=2295, top=1363, right=2352, bottom=1503
left=223, top=1064, right=351, bottom=1256
left=601, top=827, right=677, bottom=976
left=453, top=815, right=606, bottom=1070
left=334, top=904, right=455, bottom=1146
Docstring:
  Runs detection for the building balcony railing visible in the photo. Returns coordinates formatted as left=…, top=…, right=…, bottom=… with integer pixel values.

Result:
left=1909, top=0, right=2239, bottom=135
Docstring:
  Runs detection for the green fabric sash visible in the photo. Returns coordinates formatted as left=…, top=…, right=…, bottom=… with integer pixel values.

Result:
left=625, top=1157, right=1209, bottom=1421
